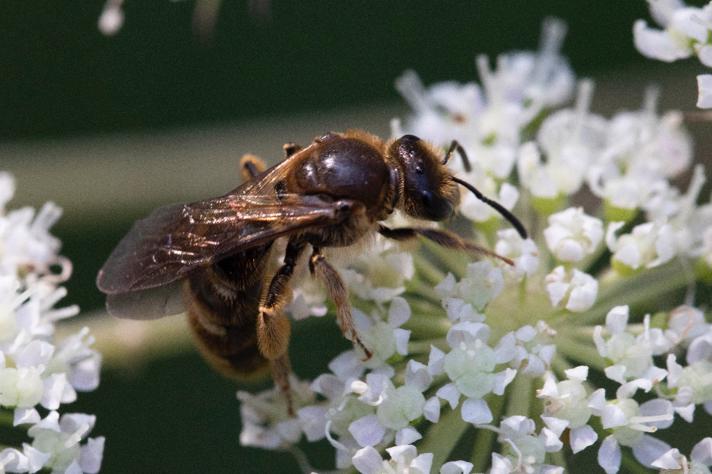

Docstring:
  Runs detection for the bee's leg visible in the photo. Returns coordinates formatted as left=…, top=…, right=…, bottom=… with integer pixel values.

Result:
left=282, top=142, right=302, bottom=159
left=239, top=153, right=267, bottom=181
left=377, top=225, right=514, bottom=266
left=270, top=354, right=295, bottom=416
left=257, top=239, right=306, bottom=416
left=257, top=239, right=305, bottom=361
left=308, top=247, right=373, bottom=359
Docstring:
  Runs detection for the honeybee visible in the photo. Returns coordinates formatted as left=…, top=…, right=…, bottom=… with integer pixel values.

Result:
left=96, top=130, right=527, bottom=413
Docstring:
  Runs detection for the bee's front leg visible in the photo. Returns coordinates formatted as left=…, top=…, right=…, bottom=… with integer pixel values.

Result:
left=282, top=142, right=302, bottom=158
left=309, top=247, right=372, bottom=360
left=377, top=225, right=514, bottom=266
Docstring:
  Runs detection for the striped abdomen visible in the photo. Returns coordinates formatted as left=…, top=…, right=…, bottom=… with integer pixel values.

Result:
left=183, top=245, right=273, bottom=379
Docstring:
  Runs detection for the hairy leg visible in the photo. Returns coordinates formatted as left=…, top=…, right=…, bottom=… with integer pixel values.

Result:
left=239, top=153, right=267, bottom=181
left=309, top=247, right=372, bottom=359
left=378, top=225, right=514, bottom=266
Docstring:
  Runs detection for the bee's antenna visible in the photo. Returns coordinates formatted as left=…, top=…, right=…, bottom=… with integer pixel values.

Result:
left=442, top=140, right=472, bottom=173
left=452, top=176, right=528, bottom=239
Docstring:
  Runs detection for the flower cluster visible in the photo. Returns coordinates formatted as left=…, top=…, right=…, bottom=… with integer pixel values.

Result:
left=235, top=16, right=712, bottom=474
left=0, top=172, right=103, bottom=474
left=634, top=0, right=712, bottom=108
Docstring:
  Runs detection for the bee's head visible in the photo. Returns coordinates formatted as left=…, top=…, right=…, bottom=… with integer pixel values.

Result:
left=388, top=134, right=459, bottom=221
left=388, top=134, right=529, bottom=238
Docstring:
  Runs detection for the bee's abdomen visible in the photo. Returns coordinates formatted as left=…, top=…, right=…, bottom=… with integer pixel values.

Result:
left=186, top=308, right=268, bottom=379
left=184, top=246, right=272, bottom=379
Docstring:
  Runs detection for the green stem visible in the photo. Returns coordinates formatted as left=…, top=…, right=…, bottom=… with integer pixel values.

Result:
left=419, top=404, right=469, bottom=471
left=550, top=353, right=575, bottom=378
left=407, top=297, right=443, bottom=316
left=406, top=279, right=442, bottom=305
left=548, top=449, right=568, bottom=472
left=406, top=314, right=450, bottom=340
left=574, top=260, right=691, bottom=327
left=505, top=374, right=533, bottom=418
left=408, top=338, right=446, bottom=355
left=621, top=449, right=650, bottom=474
left=423, top=239, right=468, bottom=279
left=0, top=409, right=13, bottom=426
left=413, top=254, right=446, bottom=286
left=553, top=334, right=607, bottom=372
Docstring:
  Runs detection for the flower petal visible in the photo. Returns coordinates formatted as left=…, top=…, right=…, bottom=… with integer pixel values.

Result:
left=598, top=435, right=622, bottom=474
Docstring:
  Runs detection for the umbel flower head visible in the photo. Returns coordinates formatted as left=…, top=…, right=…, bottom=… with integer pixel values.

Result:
left=0, top=172, right=104, bottom=474
left=634, top=0, right=712, bottom=109
left=237, top=14, right=712, bottom=474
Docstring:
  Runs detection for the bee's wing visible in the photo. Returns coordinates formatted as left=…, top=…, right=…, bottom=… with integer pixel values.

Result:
left=104, top=280, right=186, bottom=320
left=96, top=192, right=351, bottom=296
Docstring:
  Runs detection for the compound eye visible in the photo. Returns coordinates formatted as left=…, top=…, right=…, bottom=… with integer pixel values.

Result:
left=420, top=190, right=433, bottom=207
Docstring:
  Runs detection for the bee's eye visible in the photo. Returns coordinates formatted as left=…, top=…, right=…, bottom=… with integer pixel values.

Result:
left=420, top=190, right=433, bottom=207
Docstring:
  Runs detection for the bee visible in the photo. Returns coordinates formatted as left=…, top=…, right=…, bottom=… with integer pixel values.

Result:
left=96, top=130, right=527, bottom=413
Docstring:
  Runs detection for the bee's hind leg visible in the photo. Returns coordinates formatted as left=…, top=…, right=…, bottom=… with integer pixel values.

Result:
left=309, top=247, right=372, bottom=360
left=239, top=154, right=267, bottom=181
left=257, top=238, right=306, bottom=415
left=270, top=354, right=295, bottom=416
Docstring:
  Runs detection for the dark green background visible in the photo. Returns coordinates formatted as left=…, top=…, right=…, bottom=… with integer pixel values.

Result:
left=2, top=1, right=657, bottom=140
left=2, top=1, right=706, bottom=473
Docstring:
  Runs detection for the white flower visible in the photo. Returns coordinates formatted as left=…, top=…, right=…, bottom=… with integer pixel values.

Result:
left=490, top=416, right=564, bottom=474
left=0, top=174, right=103, bottom=474
left=287, top=278, right=328, bottom=321
left=0, top=364, right=44, bottom=409
left=607, top=220, right=677, bottom=271
left=538, top=367, right=598, bottom=453
left=354, top=297, right=412, bottom=368
left=665, top=305, right=709, bottom=347
left=591, top=380, right=673, bottom=473
left=342, top=247, right=415, bottom=304
left=665, top=354, right=712, bottom=421
left=495, top=230, right=539, bottom=279
left=376, top=383, right=426, bottom=431
left=699, top=74, right=712, bottom=109
left=0, top=447, right=32, bottom=473
left=545, top=266, right=598, bottom=312
left=237, top=376, right=314, bottom=449
left=633, top=19, right=692, bottom=62
left=457, top=167, right=519, bottom=223
left=544, top=207, right=603, bottom=262
left=593, top=306, right=668, bottom=384
left=534, top=80, right=607, bottom=196
left=505, top=321, right=556, bottom=376
left=440, top=323, right=516, bottom=423
left=353, top=444, right=433, bottom=474
left=98, top=0, right=124, bottom=36
left=440, top=460, right=474, bottom=474
left=395, top=71, right=485, bottom=147
left=652, top=437, right=712, bottom=472
left=27, top=411, right=104, bottom=474
left=606, top=105, right=691, bottom=180
left=435, top=262, right=503, bottom=314
left=500, top=17, right=574, bottom=108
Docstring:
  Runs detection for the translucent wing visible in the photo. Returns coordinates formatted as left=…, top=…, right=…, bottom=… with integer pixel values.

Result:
left=96, top=192, right=351, bottom=295
left=105, top=280, right=185, bottom=320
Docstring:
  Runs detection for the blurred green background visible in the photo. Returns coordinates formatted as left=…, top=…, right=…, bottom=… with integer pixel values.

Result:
left=1, top=1, right=710, bottom=472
